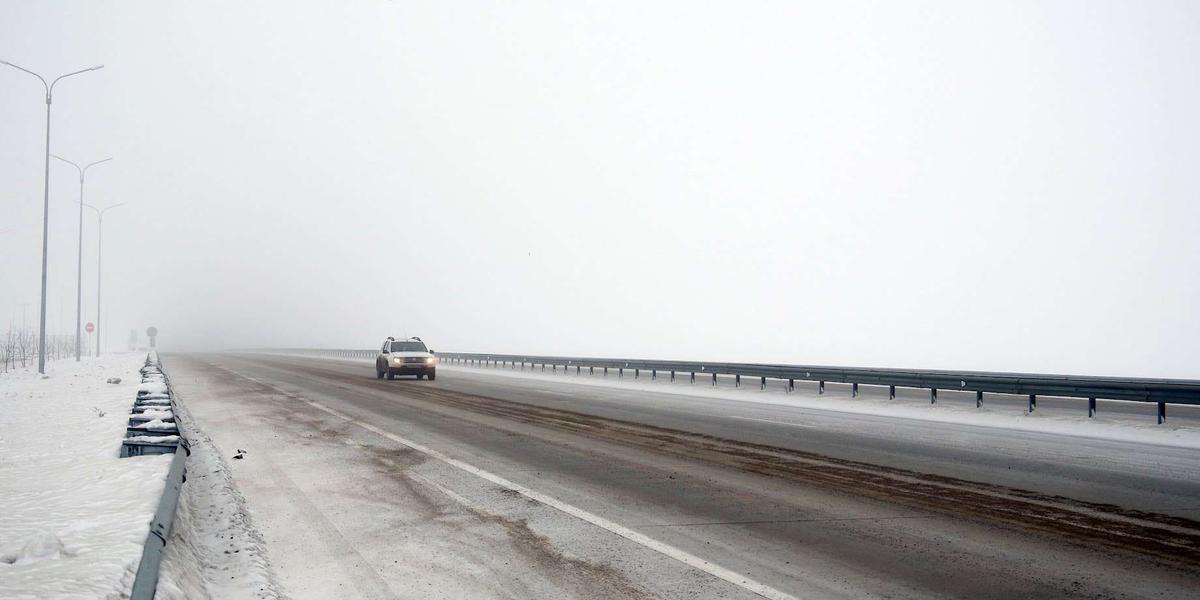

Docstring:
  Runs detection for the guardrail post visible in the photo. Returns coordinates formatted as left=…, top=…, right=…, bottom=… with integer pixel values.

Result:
left=671, top=370, right=676, bottom=382
left=976, top=390, right=983, bottom=408
left=818, top=380, right=825, bottom=395
left=576, top=365, right=580, bottom=374
left=851, top=382, right=858, bottom=398
left=1028, top=394, right=1036, bottom=413
left=1158, top=401, right=1166, bottom=424
left=735, top=374, right=741, bottom=387
left=712, top=373, right=717, bottom=386
left=788, top=378, right=794, bottom=392
left=690, top=372, right=695, bottom=384
left=604, top=367, right=608, bottom=376
left=930, top=388, right=937, bottom=404
left=651, top=369, right=656, bottom=380
left=888, top=385, right=895, bottom=400
left=759, top=376, right=766, bottom=390
left=619, top=367, right=623, bottom=378
left=635, top=368, right=639, bottom=379
left=1088, top=397, right=1096, bottom=418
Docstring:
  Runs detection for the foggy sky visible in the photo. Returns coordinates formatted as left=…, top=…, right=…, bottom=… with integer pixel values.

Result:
left=2, top=1, right=1198, bottom=378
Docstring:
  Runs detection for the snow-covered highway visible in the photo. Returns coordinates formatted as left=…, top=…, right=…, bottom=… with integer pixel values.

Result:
left=166, top=352, right=1200, bottom=599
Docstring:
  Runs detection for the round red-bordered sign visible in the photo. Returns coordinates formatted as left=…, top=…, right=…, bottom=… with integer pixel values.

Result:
left=85, top=322, right=95, bottom=333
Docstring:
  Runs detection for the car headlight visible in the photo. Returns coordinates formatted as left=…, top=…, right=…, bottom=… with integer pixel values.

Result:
left=393, top=358, right=402, bottom=364
left=426, top=357, right=435, bottom=364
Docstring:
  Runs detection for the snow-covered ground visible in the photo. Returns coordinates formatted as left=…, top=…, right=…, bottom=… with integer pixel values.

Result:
left=0, top=351, right=280, bottom=600
left=0, top=353, right=171, bottom=599
left=155, top=394, right=280, bottom=600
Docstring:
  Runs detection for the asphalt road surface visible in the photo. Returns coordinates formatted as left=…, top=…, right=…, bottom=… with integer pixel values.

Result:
left=166, top=352, right=1200, bottom=599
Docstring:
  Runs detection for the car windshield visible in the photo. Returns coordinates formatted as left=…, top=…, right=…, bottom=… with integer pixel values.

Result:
left=389, top=341, right=427, bottom=353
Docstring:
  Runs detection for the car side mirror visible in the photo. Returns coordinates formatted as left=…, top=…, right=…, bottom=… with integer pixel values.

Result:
left=429, top=350, right=436, bottom=354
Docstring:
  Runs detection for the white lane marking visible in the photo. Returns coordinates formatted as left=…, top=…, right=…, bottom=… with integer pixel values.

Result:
left=234, top=371, right=800, bottom=600
left=731, top=416, right=818, bottom=429
left=521, top=388, right=570, bottom=397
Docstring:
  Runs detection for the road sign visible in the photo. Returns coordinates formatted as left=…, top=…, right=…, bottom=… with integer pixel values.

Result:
left=147, top=326, right=158, bottom=348
left=85, top=322, right=95, bottom=333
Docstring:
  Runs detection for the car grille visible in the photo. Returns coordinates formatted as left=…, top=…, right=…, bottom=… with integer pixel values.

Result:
left=402, top=357, right=426, bottom=364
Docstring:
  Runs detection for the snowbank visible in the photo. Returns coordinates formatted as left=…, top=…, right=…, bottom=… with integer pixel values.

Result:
left=155, top=391, right=281, bottom=600
left=0, top=354, right=172, bottom=598
left=440, top=363, right=1200, bottom=448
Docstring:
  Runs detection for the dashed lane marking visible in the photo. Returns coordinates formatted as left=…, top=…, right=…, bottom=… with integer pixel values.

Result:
left=232, top=371, right=801, bottom=600
left=730, top=416, right=819, bottom=429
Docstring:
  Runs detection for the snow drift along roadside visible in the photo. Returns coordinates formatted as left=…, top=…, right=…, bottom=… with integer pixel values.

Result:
left=155, top=376, right=281, bottom=600
left=0, top=353, right=171, bottom=598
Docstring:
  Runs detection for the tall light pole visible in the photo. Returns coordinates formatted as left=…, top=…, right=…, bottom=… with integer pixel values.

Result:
left=1, top=59, right=104, bottom=373
left=82, top=202, right=125, bottom=357
left=52, top=155, right=111, bottom=361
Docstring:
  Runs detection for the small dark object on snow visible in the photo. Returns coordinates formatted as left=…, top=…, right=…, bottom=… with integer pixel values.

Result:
left=233, top=448, right=247, bottom=460
left=106, top=377, right=122, bottom=384
left=92, top=407, right=106, bottom=418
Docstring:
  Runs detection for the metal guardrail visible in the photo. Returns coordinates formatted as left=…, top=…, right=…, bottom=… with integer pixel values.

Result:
left=258, top=348, right=1200, bottom=423
left=123, top=352, right=189, bottom=600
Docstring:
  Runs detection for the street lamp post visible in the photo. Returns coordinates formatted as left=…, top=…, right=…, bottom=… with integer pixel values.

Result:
left=1, top=59, right=104, bottom=373
left=52, top=155, right=112, bottom=361
left=82, top=202, right=126, bottom=357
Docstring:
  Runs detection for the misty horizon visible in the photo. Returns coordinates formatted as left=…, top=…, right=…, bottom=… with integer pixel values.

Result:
left=3, top=1, right=1198, bottom=379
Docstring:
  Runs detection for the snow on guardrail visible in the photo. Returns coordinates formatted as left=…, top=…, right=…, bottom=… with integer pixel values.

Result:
left=0, top=353, right=171, bottom=598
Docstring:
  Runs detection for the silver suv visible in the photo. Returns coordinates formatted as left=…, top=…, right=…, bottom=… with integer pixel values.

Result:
left=375, top=337, right=437, bottom=380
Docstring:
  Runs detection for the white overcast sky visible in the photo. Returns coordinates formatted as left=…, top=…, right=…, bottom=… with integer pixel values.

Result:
left=1, top=1, right=1197, bottom=377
